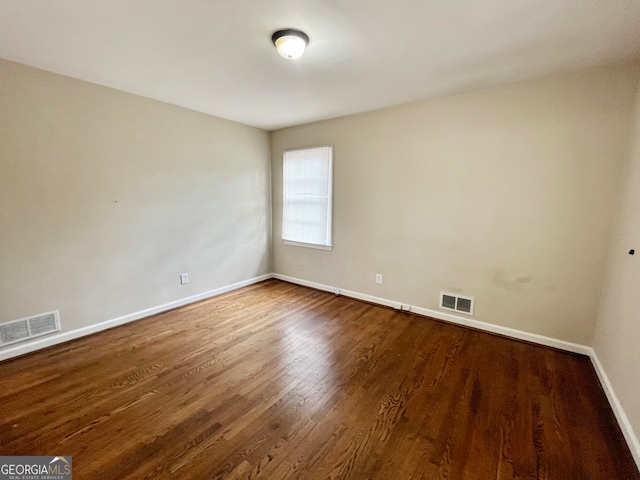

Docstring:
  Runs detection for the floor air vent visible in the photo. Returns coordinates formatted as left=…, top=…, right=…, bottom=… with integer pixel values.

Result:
left=0, top=311, right=60, bottom=347
left=439, top=293, right=474, bottom=316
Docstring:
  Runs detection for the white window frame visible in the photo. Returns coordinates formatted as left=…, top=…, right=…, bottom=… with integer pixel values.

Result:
left=282, top=145, right=333, bottom=250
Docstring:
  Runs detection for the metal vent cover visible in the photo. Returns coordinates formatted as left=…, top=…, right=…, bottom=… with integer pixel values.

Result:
left=0, top=320, right=30, bottom=345
left=0, top=311, right=60, bottom=347
left=439, top=293, right=475, bottom=316
left=456, top=297, right=473, bottom=314
left=441, top=294, right=456, bottom=310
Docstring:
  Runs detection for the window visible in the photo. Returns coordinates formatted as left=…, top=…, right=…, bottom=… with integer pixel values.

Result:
left=282, top=145, right=333, bottom=249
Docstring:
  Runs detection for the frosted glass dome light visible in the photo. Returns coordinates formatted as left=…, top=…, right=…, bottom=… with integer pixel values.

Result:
left=272, top=29, right=309, bottom=59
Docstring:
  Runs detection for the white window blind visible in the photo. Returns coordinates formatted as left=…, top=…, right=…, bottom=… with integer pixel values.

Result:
left=282, top=145, right=333, bottom=249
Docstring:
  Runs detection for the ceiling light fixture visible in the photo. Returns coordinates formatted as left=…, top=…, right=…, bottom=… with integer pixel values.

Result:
left=272, top=29, right=309, bottom=59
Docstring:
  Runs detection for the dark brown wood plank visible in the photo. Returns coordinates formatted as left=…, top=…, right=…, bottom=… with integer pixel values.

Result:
left=0, top=279, right=637, bottom=480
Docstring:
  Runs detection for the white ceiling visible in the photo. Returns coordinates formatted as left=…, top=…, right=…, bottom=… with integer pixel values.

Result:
left=1, top=0, right=640, bottom=131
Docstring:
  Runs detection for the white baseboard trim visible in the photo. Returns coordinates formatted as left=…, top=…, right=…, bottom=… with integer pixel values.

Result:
left=589, top=348, right=640, bottom=469
left=0, top=273, right=273, bottom=362
left=273, top=274, right=591, bottom=355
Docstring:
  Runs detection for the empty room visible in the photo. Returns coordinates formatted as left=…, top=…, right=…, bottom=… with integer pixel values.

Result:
left=1, top=1, right=640, bottom=479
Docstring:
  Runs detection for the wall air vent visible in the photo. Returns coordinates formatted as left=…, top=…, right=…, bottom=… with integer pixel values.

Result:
left=439, top=293, right=474, bottom=316
left=0, top=311, right=60, bottom=348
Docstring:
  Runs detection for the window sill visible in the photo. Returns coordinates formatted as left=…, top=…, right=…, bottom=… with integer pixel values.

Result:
left=283, top=240, right=333, bottom=251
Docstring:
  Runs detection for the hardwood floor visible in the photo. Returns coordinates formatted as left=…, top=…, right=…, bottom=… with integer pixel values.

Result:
left=0, top=279, right=637, bottom=479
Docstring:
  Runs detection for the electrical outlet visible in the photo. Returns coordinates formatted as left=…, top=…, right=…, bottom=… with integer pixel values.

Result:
left=376, top=274, right=383, bottom=284
left=180, top=273, right=189, bottom=285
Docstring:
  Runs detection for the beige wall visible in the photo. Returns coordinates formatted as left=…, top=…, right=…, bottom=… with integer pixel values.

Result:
left=2, top=56, right=639, bottom=353
left=0, top=59, right=271, bottom=334
left=593, top=78, right=640, bottom=445
left=271, top=63, right=640, bottom=345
